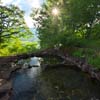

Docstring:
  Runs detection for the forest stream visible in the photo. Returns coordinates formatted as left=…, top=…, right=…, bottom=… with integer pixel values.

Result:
left=7, top=57, right=100, bottom=100
left=0, top=0, right=100, bottom=100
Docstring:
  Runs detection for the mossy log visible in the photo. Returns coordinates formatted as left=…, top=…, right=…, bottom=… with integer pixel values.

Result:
left=0, top=48, right=100, bottom=81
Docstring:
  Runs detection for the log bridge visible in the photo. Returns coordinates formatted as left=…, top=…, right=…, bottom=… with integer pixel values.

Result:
left=0, top=48, right=100, bottom=81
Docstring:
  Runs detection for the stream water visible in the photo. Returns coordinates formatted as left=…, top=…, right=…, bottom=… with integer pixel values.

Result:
left=10, top=57, right=100, bottom=100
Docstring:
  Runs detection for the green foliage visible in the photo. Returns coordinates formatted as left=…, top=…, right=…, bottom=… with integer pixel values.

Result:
left=69, top=0, right=100, bottom=38
left=72, top=47, right=100, bottom=68
left=0, top=38, right=38, bottom=56
left=72, top=50, right=83, bottom=58
left=31, top=0, right=100, bottom=48
left=0, top=5, right=37, bottom=56
left=88, top=56, right=100, bottom=69
left=0, top=5, right=32, bottom=43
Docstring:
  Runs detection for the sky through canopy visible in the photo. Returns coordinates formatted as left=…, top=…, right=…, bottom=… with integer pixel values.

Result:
left=1, top=0, right=44, bottom=28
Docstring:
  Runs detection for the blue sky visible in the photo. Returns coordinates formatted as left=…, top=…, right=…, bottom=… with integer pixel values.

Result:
left=1, top=0, right=44, bottom=28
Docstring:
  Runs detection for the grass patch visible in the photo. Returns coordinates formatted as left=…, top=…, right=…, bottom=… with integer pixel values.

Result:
left=72, top=48, right=100, bottom=69
left=88, top=57, right=100, bottom=69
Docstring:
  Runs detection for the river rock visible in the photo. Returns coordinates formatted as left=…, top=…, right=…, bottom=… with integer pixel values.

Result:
left=0, top=71, right=11, bottom=79
left=95, top=72, right=100, bottom=80
left=0, top=79, right=12, bottom=100
left=0, top=79, right=12, bottom=92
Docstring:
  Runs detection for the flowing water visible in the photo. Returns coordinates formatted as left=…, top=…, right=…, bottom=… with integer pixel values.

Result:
left=10, top=57, right=100, bottom=100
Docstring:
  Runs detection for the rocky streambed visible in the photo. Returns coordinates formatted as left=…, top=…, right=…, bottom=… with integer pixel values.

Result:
left=0, top=63, right=20, bottom=100
left=0, top=57, right=100, bottom=100
left=0, top=57, right=41, bottom=100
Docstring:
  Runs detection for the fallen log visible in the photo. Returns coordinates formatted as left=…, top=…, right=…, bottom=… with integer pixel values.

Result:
left=0, top=48, right=100, bottom=81
left=0, top=52, right=62, bottom=65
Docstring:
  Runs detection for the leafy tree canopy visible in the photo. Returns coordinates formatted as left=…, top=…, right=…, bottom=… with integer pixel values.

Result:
left=0, top=5, right=37, bottom=56
left=31, top=0, right=100, bottom=48
left=0, top=5, right=32, bottom=43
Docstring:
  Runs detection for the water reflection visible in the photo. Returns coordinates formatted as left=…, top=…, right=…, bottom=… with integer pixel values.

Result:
left=17, top=57, right=42, bottom=68
left=11, top=67, right=41, bottom=100
left=29, top=57, right=42, bottom=67
left=10, top=58, right=100, bottom=100
left=10, top=57, right=42, bottom=100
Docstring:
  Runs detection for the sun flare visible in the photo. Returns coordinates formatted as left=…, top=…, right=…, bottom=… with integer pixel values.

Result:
left=52, top=8, right=59, bottom=16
